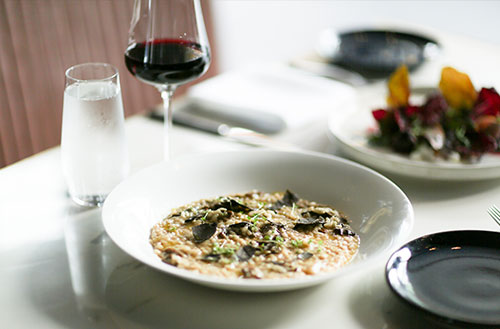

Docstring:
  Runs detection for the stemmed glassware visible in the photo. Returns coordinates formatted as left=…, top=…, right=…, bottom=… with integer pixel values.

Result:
left=124, top=0, right=211, bottom=160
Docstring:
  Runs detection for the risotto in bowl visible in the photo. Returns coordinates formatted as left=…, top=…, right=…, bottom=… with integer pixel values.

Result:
left=102, top=149, right=413, bottom=292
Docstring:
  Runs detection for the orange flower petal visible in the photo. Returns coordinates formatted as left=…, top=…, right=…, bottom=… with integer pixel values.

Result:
left=438, top=67, right=477, bottom=109
left=474, top=115, right=497, bottom=132
left=387, top=65, right=410, bottom=108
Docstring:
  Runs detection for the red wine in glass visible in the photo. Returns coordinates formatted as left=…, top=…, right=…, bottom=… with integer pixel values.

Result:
left=124, top=0, right=211, bottom=160
left=125, top=39, right=210, bottom=86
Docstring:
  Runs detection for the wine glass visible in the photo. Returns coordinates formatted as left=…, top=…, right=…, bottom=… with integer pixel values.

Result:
left=124, top=0, right=211, bottom=160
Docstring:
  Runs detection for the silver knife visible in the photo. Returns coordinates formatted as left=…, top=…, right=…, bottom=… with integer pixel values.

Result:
left=151, top=100, right=286, bottom=135
left=149, top=109, right=296, bottom=149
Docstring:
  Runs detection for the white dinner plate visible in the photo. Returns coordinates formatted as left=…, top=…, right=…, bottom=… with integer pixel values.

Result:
left=328, top=108, right=500, bottom=181
left=102, top=149, right=413, bottom=292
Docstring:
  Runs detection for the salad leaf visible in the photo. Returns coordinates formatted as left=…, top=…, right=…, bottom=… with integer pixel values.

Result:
left=472, top=88, right=500, bottom=118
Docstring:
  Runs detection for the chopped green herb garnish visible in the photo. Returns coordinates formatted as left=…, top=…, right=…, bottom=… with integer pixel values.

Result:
left=248, top=213, right=263, bottom=224
left=410, top=118, right=424, bottom=137
left=264, top=235, right=271, bottom=240
left=291, top=240, right=303, bottom=248
left=201, top=212, right=209, bottom=221
left=213, top=246, right=236, bottom=255
left=275, top=236, right=284, bottom=243
left=168, top=226, right=177, bottom=232
left=455, top=126, right=471, bottom=147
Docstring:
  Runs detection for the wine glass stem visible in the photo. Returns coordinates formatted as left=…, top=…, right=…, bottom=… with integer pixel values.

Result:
left=159, top=86, right=176, bottom=161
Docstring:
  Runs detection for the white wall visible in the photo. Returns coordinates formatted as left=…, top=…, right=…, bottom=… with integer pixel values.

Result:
left=210, top=0, right=500, bottom=72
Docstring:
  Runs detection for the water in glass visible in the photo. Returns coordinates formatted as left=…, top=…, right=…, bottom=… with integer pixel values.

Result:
left=61, top=63, right=129, bottom=207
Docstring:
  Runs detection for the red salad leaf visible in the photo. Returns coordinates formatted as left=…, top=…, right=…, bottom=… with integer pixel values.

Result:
left=372, top=109, right=388, bottom=121
left=474, top=133, right=498, bottom=153
left=405, top=105, right=420, bottom=117
left=419, top=94, right=448, bottom=126
left=472, top=87, right=500, bottom=119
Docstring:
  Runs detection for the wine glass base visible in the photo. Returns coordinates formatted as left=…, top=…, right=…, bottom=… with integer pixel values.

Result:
left=70, top=194, right=107, bottom=208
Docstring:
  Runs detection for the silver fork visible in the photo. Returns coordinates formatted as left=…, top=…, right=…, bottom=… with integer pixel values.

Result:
left=487, top=205, right=500, bottom=227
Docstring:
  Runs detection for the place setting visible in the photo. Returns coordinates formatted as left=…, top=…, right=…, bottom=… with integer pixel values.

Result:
left=94, top=0, right=412, bottom=296
left=75, top=1, right=499, bottom=325
left=2, top=1, right=500, bottom=329
left=100, top=9, right=499, bottom=328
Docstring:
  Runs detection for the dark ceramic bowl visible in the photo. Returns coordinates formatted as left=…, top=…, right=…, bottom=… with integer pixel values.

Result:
left=317, top=29, right=440, bottom=78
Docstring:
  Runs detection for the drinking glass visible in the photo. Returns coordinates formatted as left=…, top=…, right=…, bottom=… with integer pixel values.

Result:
left=124, top=0, right=211, bottom=160
left=61, top=63, right=130, bottom=207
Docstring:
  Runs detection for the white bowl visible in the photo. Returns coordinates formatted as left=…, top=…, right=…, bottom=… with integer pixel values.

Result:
left=102, top=149, right=413, bottom=292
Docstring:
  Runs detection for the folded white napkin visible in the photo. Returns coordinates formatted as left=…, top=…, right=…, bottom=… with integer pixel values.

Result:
left=187, top=63, right=356, bottom=131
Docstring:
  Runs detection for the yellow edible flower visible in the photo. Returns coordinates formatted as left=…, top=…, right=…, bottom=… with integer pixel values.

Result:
left=438, top=67, right=477, bottom=109
left=387, top=65, right=410, bottom=108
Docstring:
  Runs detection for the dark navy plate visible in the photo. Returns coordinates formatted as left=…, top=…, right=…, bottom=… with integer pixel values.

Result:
left=386, top=230, right=500, bottom=328
left=317, top=29, right=440, bottom=78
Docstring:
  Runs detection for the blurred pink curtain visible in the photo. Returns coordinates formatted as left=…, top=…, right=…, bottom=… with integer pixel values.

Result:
left=0, top=0, right=217, bottom=168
